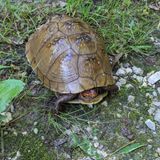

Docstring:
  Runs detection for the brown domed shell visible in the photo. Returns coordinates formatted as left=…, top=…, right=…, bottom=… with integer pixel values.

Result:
left=26, top=14, right=115, bottom=94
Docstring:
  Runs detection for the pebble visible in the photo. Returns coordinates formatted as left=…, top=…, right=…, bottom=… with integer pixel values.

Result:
left=145, top=119, right=156, bottom=131
left=22, top=131, right=27, bottom=135
left=94, top=142, right=99, bottom=148
left=128, top=95, right=135, bottom=103
left=148, top=71, right=160, bottom=85
left=153, top=101, right=160, bottom=108
left=119, top=78, right=127, bottom=85
left=125, top=68, right=133, bottom=74
left=148, top=107, right=156, bottom=115
left=116, top=68, right=126, bottom=76
left=132, top=66, right=143, bottom=75
left=33, top=128, right=38, bottom=134
left=101, top=101, right=108, bottom=107
left=157, top=87, right=160, bottom=94
left=156, top=148, right=160, bottom=156
left=152, top=91, right=158, bottom=97
left=154, top=109, right=160, bottom=124
left=0, top=112, right=12, bottom=124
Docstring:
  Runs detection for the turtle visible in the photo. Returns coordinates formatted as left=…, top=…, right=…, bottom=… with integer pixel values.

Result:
left=25, top=14, right=119, bottom=113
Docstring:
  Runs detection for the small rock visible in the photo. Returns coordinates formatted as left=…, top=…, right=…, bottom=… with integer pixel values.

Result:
left=145, top=119, right=156, bottom=131
left=157, top=87, right=160, bottom=94
left=152, top=91, right=158, bottom=97
left=87, top=104, right=94, bottom=108
left=142, top=81, right=148, bottom=87
left=33, top=128, right=38, bottom=134
left=93, top=136, right=98, bottom=141
left=94, top=142, right=99, bottom=148
left=132, top=66, right=143, bottom=75
left=119, top=78, right=127, bottom=85
left=34, top=121, right=38, bottom=126
left=22, top=131, right=27, bottom=135
left=54, top=138, right=67, bottom=147
left=41, top=136, right=45, bottom=140
left=148, top=71, right=160, bottom=85
left=116, top=68, right=126, bottom=76
left=123, top=63, right=130, bottom=68
left=125, top=68, right=133, bottom=74
left=147, top=145, right=152, bottom=149
left=0, top=112, right=12, bottom=124
left=156, top=148, right=160, bottom=156
left=128, top=95, right=135, bottom=103
left=101, top=101, right=108, bottom=107
left=153, top=101, right=160, bottom=108
left=13, top=131, right=18, bottom=136
left=148, top=107, right=156, bottom=115
left=154, top=109, right=160, bottom=124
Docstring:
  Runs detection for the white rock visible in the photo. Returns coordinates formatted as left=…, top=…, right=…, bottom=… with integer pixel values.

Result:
left=128, top=95, right=135, bottom=103
left=22, top=131, right=27, bottom=135
left=0, top=112, right=12, bottom=124
left=34, top=121, right=38, bottom=126
left=154, top=109, right=160, bottom=124
left=116, top=82, right=122, bottom=88
left=41, top=136, right=45, bottom=140
left=101, top=101, right=108, bottom=107
left=145, top=119, right=156, bottom=131
left=119, top=78, right=127, bottom=85
left=132, top=66, right=143, bottom=75
left=125, top=68, right=133, bottom=74
left=157, top=87, right=160, bottom=94
left=148, top=107, right=156, bottom=115
left=156, top=148, right=160, bottom=155
left=116, top=68, right=126, bottom=76
left=148, top=71, right=160, bottom=85
left=33, top=128, right=38, bottom=134
left=94, top=142, right=99, bottom=148
left=153, top=101, right=160, bottom=108
left=152, top=91, right=157, bottom=97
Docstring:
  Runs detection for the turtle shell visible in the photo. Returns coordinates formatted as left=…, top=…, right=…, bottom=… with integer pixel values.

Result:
left=26, top=14, right=115, bottom=94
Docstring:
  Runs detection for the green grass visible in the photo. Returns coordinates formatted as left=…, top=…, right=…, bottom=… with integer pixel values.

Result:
left=0, top=0, right=159, bottom=55
left=0, top=1, right=160, bottom=160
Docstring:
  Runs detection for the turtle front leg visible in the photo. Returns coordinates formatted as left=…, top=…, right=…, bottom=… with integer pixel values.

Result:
left=54, top=94, right=77, bottom=114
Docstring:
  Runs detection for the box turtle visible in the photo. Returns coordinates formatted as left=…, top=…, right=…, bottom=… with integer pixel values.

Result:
left=26, top=14, right=118, bottom=113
